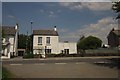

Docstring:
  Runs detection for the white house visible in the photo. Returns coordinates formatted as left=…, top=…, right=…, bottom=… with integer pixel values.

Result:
left=33, top=26, right=77, bottom=55
left=1, top=24, right=18, bottom=59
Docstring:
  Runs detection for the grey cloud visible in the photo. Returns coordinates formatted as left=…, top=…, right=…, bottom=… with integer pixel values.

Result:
left=59, top=2, right=112, bottom=11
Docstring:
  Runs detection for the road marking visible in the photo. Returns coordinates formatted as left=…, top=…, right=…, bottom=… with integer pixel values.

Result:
left=94, top=61, right=111, bottom=64
left=34, top=63, right=45, bottom=65
left=55, top=63, right=67, bottom=65
left=76, top=62, right=86, bottom=64
left=10, top=64, right=23, bottom=66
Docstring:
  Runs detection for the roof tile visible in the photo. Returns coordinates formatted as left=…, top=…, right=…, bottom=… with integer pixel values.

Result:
left=2, top=26, right=16, bottom=35
left=33, top=29, right=58, bottom=36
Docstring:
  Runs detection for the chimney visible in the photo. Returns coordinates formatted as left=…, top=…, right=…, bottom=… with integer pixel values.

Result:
left=112, top=28, right=114, bottom=31
left=15, top=23, right=18, bottom=30
left=54, top=26, right=57, bottom=31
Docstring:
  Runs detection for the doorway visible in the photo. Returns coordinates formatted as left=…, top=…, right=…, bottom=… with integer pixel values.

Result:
left=64, top=49, right=69, bottom=54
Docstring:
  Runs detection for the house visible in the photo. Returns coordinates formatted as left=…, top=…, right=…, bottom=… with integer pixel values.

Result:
left=1, top=24, right=18, bottom=59
left=33, top=26, right=77, bottom=56
left=107, top=28, right=120, bottom=47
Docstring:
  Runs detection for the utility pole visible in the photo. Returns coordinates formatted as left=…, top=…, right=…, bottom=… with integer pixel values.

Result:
left=26, top=31, right=28, bottom=53
left=30, top=21, right=33, bottom=54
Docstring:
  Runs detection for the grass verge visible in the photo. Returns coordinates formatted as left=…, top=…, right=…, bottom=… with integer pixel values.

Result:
left=2, top=67, right=13, bottom=80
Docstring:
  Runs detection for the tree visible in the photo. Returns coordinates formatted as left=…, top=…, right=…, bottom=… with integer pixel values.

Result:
left=2, top=30, right=5, bottom=50
left=112, top=1, right=120, bottom=19
left=77, top=36, right=102, bottom=50
left=18, top=34, right=27, bottom=49
left=2, top=30, right=5, bottom=40
left=27, top=34, right=33, bottom=53
left=79, top=35, right=85, bottom=41
left=18, top=34, right=33, bottom=53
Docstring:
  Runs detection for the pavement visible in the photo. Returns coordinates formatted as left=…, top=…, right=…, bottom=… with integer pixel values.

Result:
left=2, top=56, right=119, bottom=61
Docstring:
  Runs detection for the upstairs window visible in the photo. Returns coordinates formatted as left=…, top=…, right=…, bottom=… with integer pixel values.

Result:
left=46, top=37, right=50, bottom=44
left=5, top=36, right=9, bottom=42
left=38, top=37, right=42, bottom=45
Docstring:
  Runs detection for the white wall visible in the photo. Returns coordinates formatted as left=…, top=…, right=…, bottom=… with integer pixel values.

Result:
left=2, top=35, right=16, bottom=58
left=9, top=36, right=14, bottom=45
left=33, top=35, right=77, bottom=55
left=8, top=36, right=15, bottom=53
left=59, top=42, right=77, bottom=54
left=33, top=35, right=59, bottom=54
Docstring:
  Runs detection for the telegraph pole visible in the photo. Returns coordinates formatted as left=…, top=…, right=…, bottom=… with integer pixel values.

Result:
left=30, top=21, right=33, bottom=54
left=26, top=31, right=28, bottom=53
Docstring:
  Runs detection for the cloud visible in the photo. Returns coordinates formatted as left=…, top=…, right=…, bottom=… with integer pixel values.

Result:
left=60, top=32, right=79, bottom=42
left=8, top=15, right=15, bottom=18
left=58, top=28, right=68, bottom=33
left=59, top=0, right=112, bottom=2
left=59, top=2, right=83, bottom=10
left=48, top=11, right=57, bottom=18
left=59, top=17, right=118, bottom=44
left=49, top=15, right=57, bottom=18
left=40, top=9, right=44, bottom=13
left=82, top=2, right=112, bottom=11
left=59, top=2, right=112, bottom=11
left=50, top=11, right=54, bottom=14
left=77, top=17, right=118, bottom=44
left=57, top=10, right=61, bottom=13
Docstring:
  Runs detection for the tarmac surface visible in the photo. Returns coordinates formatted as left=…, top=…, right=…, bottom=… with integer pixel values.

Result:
left=2, top=56, right=119, bottom=78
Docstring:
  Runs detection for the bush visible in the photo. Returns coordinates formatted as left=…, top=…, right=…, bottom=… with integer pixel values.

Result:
left=46, top=53, right=82, bottom=57
left=46, top=54, right=56, bottom=57
left=34, top=54, right=42, bottom=58
left=23, top=53, right=34, bottom=58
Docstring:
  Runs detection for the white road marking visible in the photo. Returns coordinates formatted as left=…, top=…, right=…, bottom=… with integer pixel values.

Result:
left=34, top=63, right=45, bottom=65
left=10, top=64, right=23, bottom=66
left=76, top=62, right=86, bottom=64
left=94, top=61, right=111, bottom=64
left=55, top=63, right=67, bottom=65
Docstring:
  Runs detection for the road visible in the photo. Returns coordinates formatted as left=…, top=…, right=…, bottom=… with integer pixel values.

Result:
left=2, top=56, right=120, bottom=78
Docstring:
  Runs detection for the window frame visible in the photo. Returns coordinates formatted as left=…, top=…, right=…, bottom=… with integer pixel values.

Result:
left=46, top=37, right=50, bottom=44
left=38, top=37, right=42, bottom=45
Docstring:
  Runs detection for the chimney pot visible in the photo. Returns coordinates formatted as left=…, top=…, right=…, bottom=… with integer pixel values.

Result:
left=54, top=26, right=57, bottom=31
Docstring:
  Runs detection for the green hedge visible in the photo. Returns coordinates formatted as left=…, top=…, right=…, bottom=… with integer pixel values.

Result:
left=23, top=53, right=34, bottom=58
left=46, top=53, right=81, bottom=57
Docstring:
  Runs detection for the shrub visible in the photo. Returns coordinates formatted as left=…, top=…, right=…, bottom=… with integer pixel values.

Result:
left=34, top=54, right=42, bottom=58
left=23, top=53, right=34, bottom=58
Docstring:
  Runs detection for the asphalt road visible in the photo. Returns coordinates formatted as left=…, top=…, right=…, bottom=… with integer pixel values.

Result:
left=2, top=56, right=119, bottom=78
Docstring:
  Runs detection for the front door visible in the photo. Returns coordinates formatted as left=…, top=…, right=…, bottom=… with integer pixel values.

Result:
left=64, top=49, right=69, bottom=54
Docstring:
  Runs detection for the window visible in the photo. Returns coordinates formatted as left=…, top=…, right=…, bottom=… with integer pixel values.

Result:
left=46, top=37, right=50, bottom=44
left=45, top=49, right=51, bottom=54
left=38, top=49, right=43, bottom=54
left=38, top=37, right=42, bottom=45
left=5, top=36, right=9, bottom=42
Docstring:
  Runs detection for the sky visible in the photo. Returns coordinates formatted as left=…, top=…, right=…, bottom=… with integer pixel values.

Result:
left=2, top=2, right=119, bottom=44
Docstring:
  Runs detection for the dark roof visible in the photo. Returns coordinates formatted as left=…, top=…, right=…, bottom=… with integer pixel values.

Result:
left=113, top=30, right=120, bottom=36
left=2, top=26, right=16, bottom=35
left=33, top=29, right=58, bottom=36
